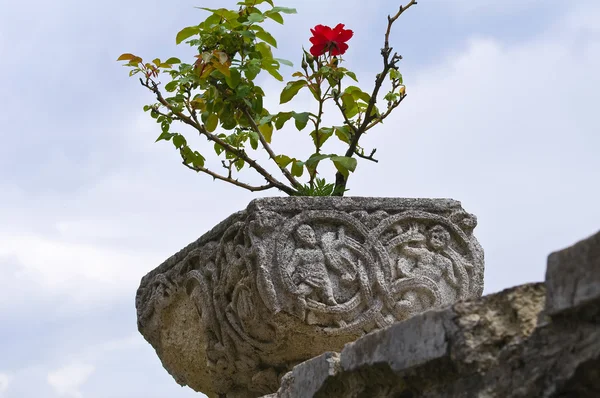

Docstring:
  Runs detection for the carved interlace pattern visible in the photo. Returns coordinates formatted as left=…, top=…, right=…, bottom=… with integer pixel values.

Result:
left=136, top=204, right=483, bottom=396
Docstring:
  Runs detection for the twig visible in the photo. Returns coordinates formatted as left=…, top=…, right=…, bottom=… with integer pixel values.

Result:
left=355, top=148, right=379, bottom=163
left=385, top=1, right=418, bottom=50
left=364, top=94, right=407, bottom=132
left=333, top=0, right=417, bottom=194
left=182, top=162, right=274, bottom=192
left=141, top=79, right=296, bottom=195
left=241, top=107, right=302, bottom=189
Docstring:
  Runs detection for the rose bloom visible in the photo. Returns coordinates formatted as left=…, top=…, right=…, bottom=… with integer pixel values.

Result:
left=309, top=23, right=353, bottom=57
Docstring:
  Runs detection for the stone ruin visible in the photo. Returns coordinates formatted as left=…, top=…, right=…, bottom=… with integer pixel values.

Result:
left=135, top=197, right=599, bottom=397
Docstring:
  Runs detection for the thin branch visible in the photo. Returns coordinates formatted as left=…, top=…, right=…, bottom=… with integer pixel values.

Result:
left=333, top=80, right=359, bottom=134
left=364, top=94, right=407, bottom=132
left=140, top=79, right=297, bottom=195
left=333, top=0, right=417, bottom=194
left=241, top=107, right=302, bottom=189
left=183, top=86, right=201, bottom=127
left=354, top=148, right=379, bottom=163
left=182, top=162, right=274, bottom=192
left=385, top=1, right=418, bottom=50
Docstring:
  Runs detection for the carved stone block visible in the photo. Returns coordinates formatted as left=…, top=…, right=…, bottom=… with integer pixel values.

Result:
left=135, top=197, right=484, bottom=397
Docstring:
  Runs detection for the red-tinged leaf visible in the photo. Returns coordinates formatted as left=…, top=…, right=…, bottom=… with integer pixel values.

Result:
left=127, top=56, right=143, bottom=65
left=117, top=53, right=137, bottom=61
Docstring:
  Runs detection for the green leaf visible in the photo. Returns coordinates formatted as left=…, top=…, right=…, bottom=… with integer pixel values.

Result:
left=258, top=114, right=274, bottom=125
left=292, top=112, right=310, bottom=130
left=334, top=126, right=353, bottom=144
left=274, top=154, right=292, bottom=168
left=192, top=151, right=205, bottom=168
left=256, top=42, right=274, bottom=59
left=172, top=134, right=187, bottom=149
left=344, top=86, right=370, bottom=103
left=274, top=112, right=293, bottom=130
left=155, top=132, right=174, bottom=142
left=265, top=12, right=284, bottom=24
left=197, top=7, right=240, bottom=22
left=255, top=30, right=277, bottom=47
left=345, top=71, right=358, bottom=82
left=164, top=81, right=178, bottom=92
left=202, top=12, right=222, bottom=28
left=291, top=160, right=304, bottom=177
left=205, top=113, right=219, bottom=132
left=330, top=156, right=357, bottom=178
left=341, top=93, right=359, bottom=119
left=244, top=60, right=261, bottom=80
left=274, top=58, right=293, bottom=67
left=235, top=159, right=245, bottom=171
left=225, top=68, right=242, bottom=89
left=280, top=80, right=307, bottom=104
left=305, top=153, right=331, bottom=169
left=248, top=130, right=259, bottom=150
left=165, top=57, right=181, bottom=65
left=247, top=13, right=265, bottom=23
left=311, top=127, right=333, bottom=148
left=258, top=122, right=273, bottom=143
left=389, top=69, right=403, bottom=84
left=265, top=66, right=283, bottom=81
left=270, top=6, right=297, bottom=14
left=176, top=26, right=199, bottom=44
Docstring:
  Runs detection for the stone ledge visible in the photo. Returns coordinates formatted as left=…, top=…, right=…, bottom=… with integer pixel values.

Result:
left=545, top=230, right=600, bottom=317
left=136, top=197, right=484, bottom=397
left=266, top=230, right=600, bottom=398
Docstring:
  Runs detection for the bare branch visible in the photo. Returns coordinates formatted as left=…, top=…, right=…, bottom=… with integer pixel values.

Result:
left=354, top=148, right=379, bottom=163
left=182, top=162, right=274, bottom=192
left=385, top=1, right=418, bottom=50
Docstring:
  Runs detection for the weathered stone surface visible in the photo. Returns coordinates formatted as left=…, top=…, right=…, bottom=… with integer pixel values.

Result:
left=545, top=230, right=600, bottom=317
left=266, top=230, right=600, bottom=398
left=135, top=197, right=484, bottom=397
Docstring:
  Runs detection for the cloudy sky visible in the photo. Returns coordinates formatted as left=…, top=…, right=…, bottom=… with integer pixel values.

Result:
left=0, top=0, right=598, bottom=396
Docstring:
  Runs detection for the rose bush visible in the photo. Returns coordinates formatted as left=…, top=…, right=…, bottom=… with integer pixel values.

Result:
left=118, top=0, right=417, bottom=196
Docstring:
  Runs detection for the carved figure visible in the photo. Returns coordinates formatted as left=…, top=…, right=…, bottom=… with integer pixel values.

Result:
left=290, top=224, right=353, bottom=306
left=393, top=224, right=470, bottom=299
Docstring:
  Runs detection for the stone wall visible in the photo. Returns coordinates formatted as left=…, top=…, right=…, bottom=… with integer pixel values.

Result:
left=264, top=230, right=600, bottom=398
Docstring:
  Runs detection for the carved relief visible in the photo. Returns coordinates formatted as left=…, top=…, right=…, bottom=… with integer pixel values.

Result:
left=136, top=198, right=484, bottom=397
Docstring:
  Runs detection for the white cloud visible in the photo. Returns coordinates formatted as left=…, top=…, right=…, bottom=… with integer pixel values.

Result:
left=47, top=363, right=95, bottom=398
left=431, top=0, right=544, bottom=15
left=348, top=1, right=600, bottom=293
left=0, top=2, right=598, bottom=398
left=0, top=233, right=161, bottom=310
left=0, top=373, right=12, bottom=396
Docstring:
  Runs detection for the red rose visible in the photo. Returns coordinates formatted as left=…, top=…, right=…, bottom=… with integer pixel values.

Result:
left=309, top=23, right=353, bottom=57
